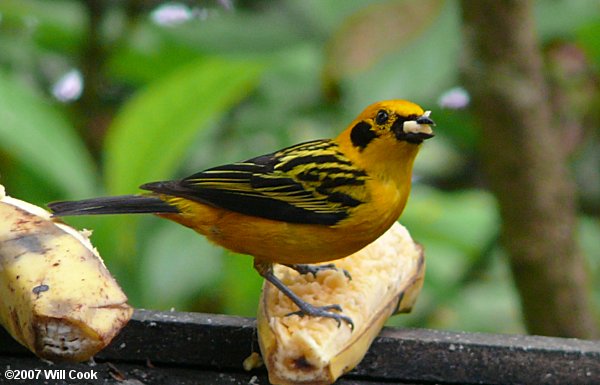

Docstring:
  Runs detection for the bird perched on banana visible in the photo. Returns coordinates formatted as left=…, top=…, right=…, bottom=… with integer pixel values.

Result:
left=49, top=100, right=435, bottom=328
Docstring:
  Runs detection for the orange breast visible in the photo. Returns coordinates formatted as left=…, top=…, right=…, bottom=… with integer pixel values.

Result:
left=157, top=178, right=408, bottom=265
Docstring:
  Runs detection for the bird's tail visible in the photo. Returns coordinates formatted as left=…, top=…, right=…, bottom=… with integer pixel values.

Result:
left=48, top=195, right=179, bottom=216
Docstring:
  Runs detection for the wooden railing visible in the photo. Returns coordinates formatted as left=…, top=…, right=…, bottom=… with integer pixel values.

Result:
left=1, top=310, right=599, bottom=384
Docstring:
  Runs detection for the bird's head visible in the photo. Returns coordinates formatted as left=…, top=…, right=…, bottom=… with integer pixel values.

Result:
left=336, top=100, right=435, bottom=179
left=346, top=100, right=435, bottom=150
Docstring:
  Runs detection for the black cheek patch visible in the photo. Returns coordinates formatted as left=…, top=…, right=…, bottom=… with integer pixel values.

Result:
left=391, top=117, right=405, bottom=138
left=350, top=121, right=377, bottom=150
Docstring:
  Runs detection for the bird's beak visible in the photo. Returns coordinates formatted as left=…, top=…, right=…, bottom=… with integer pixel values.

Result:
left=401, top=111, right=435, bottom=143
left=415, top=113, right=435, bottom=126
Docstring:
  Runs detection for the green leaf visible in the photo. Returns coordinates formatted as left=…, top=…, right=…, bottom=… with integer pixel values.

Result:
left=140, top=222, right=223, bottom=310
left=400, top=186, right=499, bottom=293
left=104, top=56, right=265, bottom=194
left=402, top=186, right=499, bottom=254
left=221, top=252, right=263, bottom=317
left=106, top=21, right=203, bottom=87
left=0, top=0, right=85, bottom=52
left=101, top=57, right=264, bottom=279
left=535, top=0, right=600, bottom=40
left=326, top=0, right=460, bottom=110
left=577, top=21, right=600, bottom=66
left=0, top=72, right=97, bottom=198
left=324, top=0, right=445, bottom=81
left=430, top=257, right=523, bottom=334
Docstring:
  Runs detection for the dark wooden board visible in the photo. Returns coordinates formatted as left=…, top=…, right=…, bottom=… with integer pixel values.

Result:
left=0, top=356, right=413, bottom=385
left=1, top=309, right=599, bottom=384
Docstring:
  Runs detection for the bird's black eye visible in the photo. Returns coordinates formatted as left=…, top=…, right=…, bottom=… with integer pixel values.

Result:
left=375, top=110, right=389, bottom=125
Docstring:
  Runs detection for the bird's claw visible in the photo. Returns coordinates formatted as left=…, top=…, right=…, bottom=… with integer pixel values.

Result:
left=287, top=263, right=352, bottom=280
left=287, top=303, right=354, bottom=330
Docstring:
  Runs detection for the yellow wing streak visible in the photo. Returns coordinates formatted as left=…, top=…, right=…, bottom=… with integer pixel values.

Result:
left=176, top=139, right=370, bottom=224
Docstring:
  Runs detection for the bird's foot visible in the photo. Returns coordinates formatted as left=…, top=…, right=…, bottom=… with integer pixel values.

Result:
left=286, top=263, right=352, bottom=280
left=256, top=261, right=354, bottom=330
left=287, top=303, right=354, bottom=330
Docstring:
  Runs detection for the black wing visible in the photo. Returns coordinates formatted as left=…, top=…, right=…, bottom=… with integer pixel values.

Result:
left=141, top=140, right=368, bottom=226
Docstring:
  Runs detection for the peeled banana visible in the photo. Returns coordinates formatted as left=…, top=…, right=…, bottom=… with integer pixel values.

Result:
left=0, top=185, right=133, bottom=361
left=257, top=222, right=424, bottom=385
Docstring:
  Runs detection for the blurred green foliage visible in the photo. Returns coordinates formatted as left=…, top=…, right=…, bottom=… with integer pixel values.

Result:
left=0, top=0, right=598, bottom=334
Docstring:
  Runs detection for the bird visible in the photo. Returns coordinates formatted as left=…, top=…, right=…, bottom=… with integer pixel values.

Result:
left=48, top=100, right=435, bottom=329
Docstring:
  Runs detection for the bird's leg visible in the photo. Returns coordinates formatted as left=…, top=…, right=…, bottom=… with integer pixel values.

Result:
left=255, top=261, right=354, bottom=330
left=284, top=263, right=352, bottom=280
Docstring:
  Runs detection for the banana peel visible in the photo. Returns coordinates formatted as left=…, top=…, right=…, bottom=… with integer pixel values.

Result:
left=0, top=185, right=133, bottom=361
left=257, top=222, right=425, bottom=385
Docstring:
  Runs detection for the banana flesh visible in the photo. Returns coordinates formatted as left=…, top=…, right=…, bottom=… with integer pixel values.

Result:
left=257, top=222, right=425, bottom=385
left=0, top=185, right=133, bottom=361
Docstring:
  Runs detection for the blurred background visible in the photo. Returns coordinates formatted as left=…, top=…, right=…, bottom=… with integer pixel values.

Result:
left=0, top=0, right=598, bottom=337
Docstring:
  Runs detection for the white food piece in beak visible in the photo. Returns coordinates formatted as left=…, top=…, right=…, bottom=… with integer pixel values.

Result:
left=403, top=111, right=434, bottom=135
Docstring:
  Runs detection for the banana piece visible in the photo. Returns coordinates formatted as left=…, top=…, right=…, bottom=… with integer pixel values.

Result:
left=0, top=185, right=133, bottom=361
left=257, top=222, right=425, bottom=385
